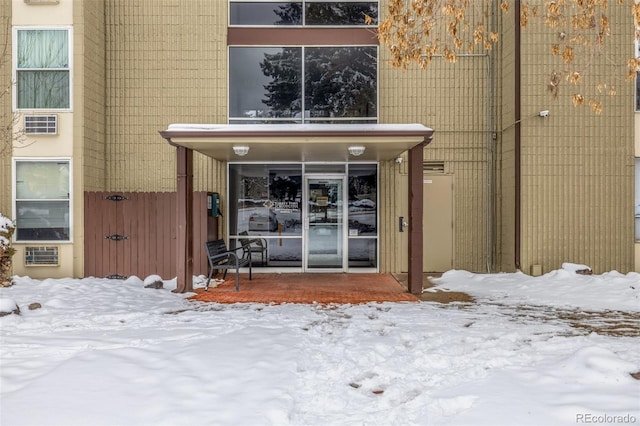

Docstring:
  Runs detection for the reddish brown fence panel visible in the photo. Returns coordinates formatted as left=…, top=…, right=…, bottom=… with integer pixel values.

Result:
left=84, top=192, right=212, bottom=280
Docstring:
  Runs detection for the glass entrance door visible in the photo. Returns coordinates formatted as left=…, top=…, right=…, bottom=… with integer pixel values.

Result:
left=304, top=175, right=346, bottom=271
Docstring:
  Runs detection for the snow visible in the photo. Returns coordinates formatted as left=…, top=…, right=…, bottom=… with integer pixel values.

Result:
left=1, top=267, right=639, bottom=426
left=0, top=213, right=14, bottom=249
left=165, top=123, right=433, bottom=133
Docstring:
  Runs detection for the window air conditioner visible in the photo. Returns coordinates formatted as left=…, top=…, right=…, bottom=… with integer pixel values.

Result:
left=24, top=0, right=60, bottom=4
left=24, top=115, right=58, bottom=135
left=25, top=246, right=60, bottom=266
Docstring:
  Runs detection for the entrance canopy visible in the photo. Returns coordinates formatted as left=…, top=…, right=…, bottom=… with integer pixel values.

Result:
left=159, top=123, right=433, bottom=162
left=160, top=123, right=433, bottom=295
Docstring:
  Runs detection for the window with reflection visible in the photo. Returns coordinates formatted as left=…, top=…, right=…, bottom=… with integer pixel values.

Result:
left=348, top=164, right=377, bottom=235
left=229, top=46, right=377, bottom=123
left=230, top=1, right=377, bottom=26
left=229, top=164, right=303, bottom=266
left=348, top=238, right=376, bottom=268
left=347, top=163, right=377, bottom=269
left=16, top=28, right=71, bottom=110
left=14, top=160, right=71, bottom=241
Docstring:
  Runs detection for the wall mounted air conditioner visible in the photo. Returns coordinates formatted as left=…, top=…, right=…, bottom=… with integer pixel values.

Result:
left=25, top=246, right=60, bottom=266
left=24, top=115, right=58, bottom=135
left=24, top=0, right=60, bottom=4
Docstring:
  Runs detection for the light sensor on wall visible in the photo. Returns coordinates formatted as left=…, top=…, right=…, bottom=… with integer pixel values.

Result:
left=233, top=146, right=250, bottom=156
left=348, top=146, right=365, bottom=156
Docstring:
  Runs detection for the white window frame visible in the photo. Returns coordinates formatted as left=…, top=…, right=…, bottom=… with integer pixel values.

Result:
left=12, top=157, right=73, bottom=243
left=12, top=26, right=73, bottom=112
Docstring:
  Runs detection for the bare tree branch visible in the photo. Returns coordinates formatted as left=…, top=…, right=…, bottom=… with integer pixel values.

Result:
left=375, top=0, right=640, bottom=113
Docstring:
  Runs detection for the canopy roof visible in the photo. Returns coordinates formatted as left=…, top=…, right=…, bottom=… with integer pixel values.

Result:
left=159, top=123, right=433, bottom=162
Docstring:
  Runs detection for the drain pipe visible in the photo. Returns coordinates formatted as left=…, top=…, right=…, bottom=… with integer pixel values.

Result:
left=514, top=0, right=522, bottom=271
left=485, top=1, right=497, bottom=273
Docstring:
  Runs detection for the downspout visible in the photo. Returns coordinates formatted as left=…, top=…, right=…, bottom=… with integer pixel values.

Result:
left=514, top=0, right=522, bottom=271
left=486, top=1, right=497, bottom=273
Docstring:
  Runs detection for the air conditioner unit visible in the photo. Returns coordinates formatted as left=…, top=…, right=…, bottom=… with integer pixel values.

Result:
left=25, top=246, right=60, bottom=266
left=24, top=115, right=58, bottom=135
left=24, top=0, right=60, bottom=4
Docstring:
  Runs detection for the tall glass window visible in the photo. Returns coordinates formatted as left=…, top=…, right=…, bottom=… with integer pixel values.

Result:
left=14, top=159, right=71, bottom=241
left=229, top=164, right=303, bottom=266
left=229, top=46, right=377, bottom=123
left=230, top=1, right=378, bottom=26
left=347, top=163, right=377, bottom=268
left=15, top=28, right=71, bottom=110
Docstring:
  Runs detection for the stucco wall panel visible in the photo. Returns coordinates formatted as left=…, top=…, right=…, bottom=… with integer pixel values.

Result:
left=0, top=0, right=10, bottom=216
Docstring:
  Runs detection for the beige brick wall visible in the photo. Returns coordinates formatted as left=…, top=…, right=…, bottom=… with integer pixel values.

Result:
left=518, top=4, right=635, bottom=274
left=92, top=1, right=636, bottom=275
left=104, top=0, right=225, bottom=194
left=76, top=0, right=107, bottom=191
left=379, top=1, right=494, bottom=273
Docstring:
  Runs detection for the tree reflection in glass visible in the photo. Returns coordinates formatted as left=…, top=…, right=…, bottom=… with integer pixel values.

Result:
left=305, top=2, right=377, bottom=26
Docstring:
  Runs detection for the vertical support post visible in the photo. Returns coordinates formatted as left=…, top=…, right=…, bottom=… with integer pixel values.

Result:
left=408, top=143, right=424, bottom=294
left=175, top=146, right=194, bottom=293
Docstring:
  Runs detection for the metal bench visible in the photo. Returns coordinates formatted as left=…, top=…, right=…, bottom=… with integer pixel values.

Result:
left=204, top=239, right=252, bottom=292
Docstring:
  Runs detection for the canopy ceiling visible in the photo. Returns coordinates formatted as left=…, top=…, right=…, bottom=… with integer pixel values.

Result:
left=159, top=123, right=433, bottom=162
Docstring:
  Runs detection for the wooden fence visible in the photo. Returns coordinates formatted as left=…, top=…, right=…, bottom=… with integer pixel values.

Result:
left=84, top=191, right=216, bottom=280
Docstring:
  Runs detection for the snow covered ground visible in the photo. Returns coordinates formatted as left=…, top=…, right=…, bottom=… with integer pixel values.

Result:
left=1, top=265, right=639, bottom=426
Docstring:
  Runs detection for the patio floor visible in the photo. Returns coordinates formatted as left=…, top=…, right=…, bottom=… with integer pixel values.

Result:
left=189, top=273, right=421, bottom=304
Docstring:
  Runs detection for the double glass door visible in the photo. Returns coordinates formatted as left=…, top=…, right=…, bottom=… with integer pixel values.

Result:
left=304, top=175, right=346, bottom=271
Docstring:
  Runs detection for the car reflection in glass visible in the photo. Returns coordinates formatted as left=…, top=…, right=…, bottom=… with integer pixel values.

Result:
left=248, top=210, right=279, bottom=232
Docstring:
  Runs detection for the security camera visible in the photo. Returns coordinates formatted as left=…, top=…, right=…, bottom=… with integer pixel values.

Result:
left=395, top=157, right=403, bottom=164
left=538, top=110, right=550, bottom=117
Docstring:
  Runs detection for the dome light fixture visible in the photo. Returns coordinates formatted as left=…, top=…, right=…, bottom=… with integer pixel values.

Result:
left=233, top=145, right=250, bottom=156
left=348, top=145, right=365, bottom=156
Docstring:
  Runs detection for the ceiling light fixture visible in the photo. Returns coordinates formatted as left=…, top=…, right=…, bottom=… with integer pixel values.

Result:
left=233, top=145, right=250, bottom=156
left=348, top=146, right=365, bottom=156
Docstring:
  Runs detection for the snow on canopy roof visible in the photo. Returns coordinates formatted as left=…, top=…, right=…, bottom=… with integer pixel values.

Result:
left=164, top=123, right=433, bottom=134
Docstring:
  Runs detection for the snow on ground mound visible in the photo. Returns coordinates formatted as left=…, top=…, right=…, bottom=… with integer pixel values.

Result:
left=431, top=268, right=640, bottom=312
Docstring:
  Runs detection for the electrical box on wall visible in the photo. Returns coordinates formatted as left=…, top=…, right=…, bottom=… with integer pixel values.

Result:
left=207, top=192, right=221, bottom=217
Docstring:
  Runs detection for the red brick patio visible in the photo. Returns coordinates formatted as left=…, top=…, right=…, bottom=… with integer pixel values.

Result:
left=189, top=273, right=420, bottom=304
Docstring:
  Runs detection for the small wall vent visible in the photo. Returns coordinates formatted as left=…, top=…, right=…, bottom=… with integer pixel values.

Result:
left=25, top=246, right=59, bottom=266
left=24, top=115, right=58, bottom=135
left=423, top=161, right=445, bottom=173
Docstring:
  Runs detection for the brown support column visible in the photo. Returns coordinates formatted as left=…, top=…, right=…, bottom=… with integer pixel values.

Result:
left=408, top=143, right=424, bottom=294
left=175, top=146, right=194, bottom=293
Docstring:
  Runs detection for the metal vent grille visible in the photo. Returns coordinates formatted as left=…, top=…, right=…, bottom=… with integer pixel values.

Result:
left=24, top=115, right=58, bottom=135
left=423, top=161, right=445, bottom=173
left=25, top=246, right=59, bottom=266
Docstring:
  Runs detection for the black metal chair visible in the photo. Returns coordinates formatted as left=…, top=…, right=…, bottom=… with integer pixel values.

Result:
left=204, top=239, right=252, bottom=292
